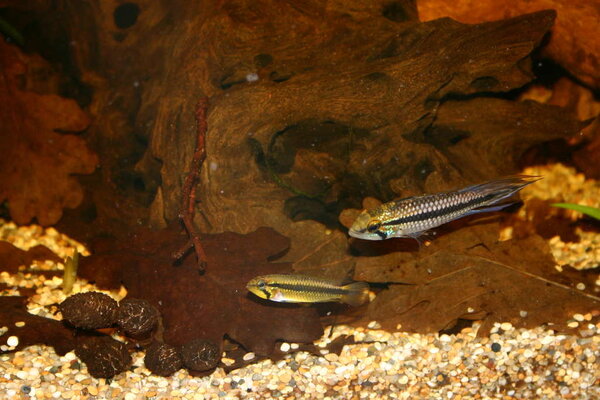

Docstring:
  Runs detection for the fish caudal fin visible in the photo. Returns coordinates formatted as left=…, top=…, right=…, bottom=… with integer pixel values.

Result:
left=341, top=282, right=370, bottom=307
left=462, top=175, right=541, bottom=208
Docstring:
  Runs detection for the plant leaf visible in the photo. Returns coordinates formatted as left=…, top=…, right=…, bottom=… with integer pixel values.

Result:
left=552, top=203, right=600, bottom=220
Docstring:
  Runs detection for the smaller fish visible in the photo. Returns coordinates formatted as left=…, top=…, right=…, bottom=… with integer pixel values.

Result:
left=349, top=175, right=540, bottom=241
left=247, top=274, right=370, bottom=307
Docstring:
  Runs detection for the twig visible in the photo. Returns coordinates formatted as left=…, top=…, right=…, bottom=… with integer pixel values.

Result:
left=172, top=97, right=209, bottom=271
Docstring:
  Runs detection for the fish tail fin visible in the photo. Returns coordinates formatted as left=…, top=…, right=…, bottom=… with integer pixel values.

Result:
left=341, top=282, right=370, bottom=307
left=462, top=175, right=541, bottom=207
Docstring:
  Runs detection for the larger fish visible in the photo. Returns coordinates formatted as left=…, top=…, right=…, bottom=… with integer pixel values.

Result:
left=349, top=175, right=540, bottom=241
left=247, top=274, right=370, bottom=307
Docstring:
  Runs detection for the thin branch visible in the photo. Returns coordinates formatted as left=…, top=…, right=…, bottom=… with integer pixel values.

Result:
left=173, top=97, right=209, bottom=271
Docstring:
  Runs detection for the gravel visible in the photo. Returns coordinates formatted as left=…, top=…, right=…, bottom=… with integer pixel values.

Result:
left=1, top=164, right=599, bottom=399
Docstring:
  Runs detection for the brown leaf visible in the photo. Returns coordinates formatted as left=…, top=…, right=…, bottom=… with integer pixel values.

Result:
left=78, top=225, right=323, bottom=358
left=352, top=223, right=600, bottom=334
left=0, top=296, right=76, bottom=356
left=276, top=221, right=354, bottom=282
left=574, top=135, right=600, bottom=180
left=0, top=241, right=61, bottom=273
left=0, top=40, right=98, bottom=226
left=417, top=0, right=600, bottom=89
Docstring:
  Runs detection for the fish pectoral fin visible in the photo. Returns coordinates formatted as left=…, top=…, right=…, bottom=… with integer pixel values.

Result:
left=341, top=282, right=370, bottom=307
left=270, top=291, right=286, bottom=302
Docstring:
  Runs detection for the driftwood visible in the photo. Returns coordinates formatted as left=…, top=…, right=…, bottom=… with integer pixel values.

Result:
left=1, top=1, right=596, bottom=344
left=25, top=2, right=565, bottom=238
left=418, top=0, right=600, bottom=89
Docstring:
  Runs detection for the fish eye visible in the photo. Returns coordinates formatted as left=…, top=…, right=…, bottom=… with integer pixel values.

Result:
left=257, top=280, right=266, bottom=289
left=367, top=220, right=382, bottom=233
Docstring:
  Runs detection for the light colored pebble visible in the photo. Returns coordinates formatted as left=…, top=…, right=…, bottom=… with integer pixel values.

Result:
left=573, top=314, right=585, bottom=322
left=280, top=342, right=290, bottom=352
left=252, top=373, right=262, bottom=381
left=500, top=322, right=512, bottom=331
left=279, top=373, right=292, bottom=383
left=6, top=336, right=19, bottom=347
left=367, top=321, right=381, bottom=329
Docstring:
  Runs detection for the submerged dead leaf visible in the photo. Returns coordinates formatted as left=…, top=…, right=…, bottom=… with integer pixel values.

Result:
left=78, top=225, right=323, bottom=358
left=0, top=296, right=77, bottom=356
left=351, top=222, right=599, bottom=334
left=0, top=241, right=61, bottom=273
left=0, top=39, right=98, bottom=226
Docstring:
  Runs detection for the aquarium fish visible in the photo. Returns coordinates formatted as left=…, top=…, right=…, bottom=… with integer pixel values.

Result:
left=247, top=274, right=370, bottom=307
left=349, top=175, right=540, bottom=241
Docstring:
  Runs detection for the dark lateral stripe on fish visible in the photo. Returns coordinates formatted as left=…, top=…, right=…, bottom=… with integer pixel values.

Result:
left=382, top=192, right=497, bottom=226
left=268, top=282, right=348, bottom=295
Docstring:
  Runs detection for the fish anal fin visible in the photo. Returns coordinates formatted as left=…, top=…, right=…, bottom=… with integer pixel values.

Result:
left=467, top=202, right=515, bottom=215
